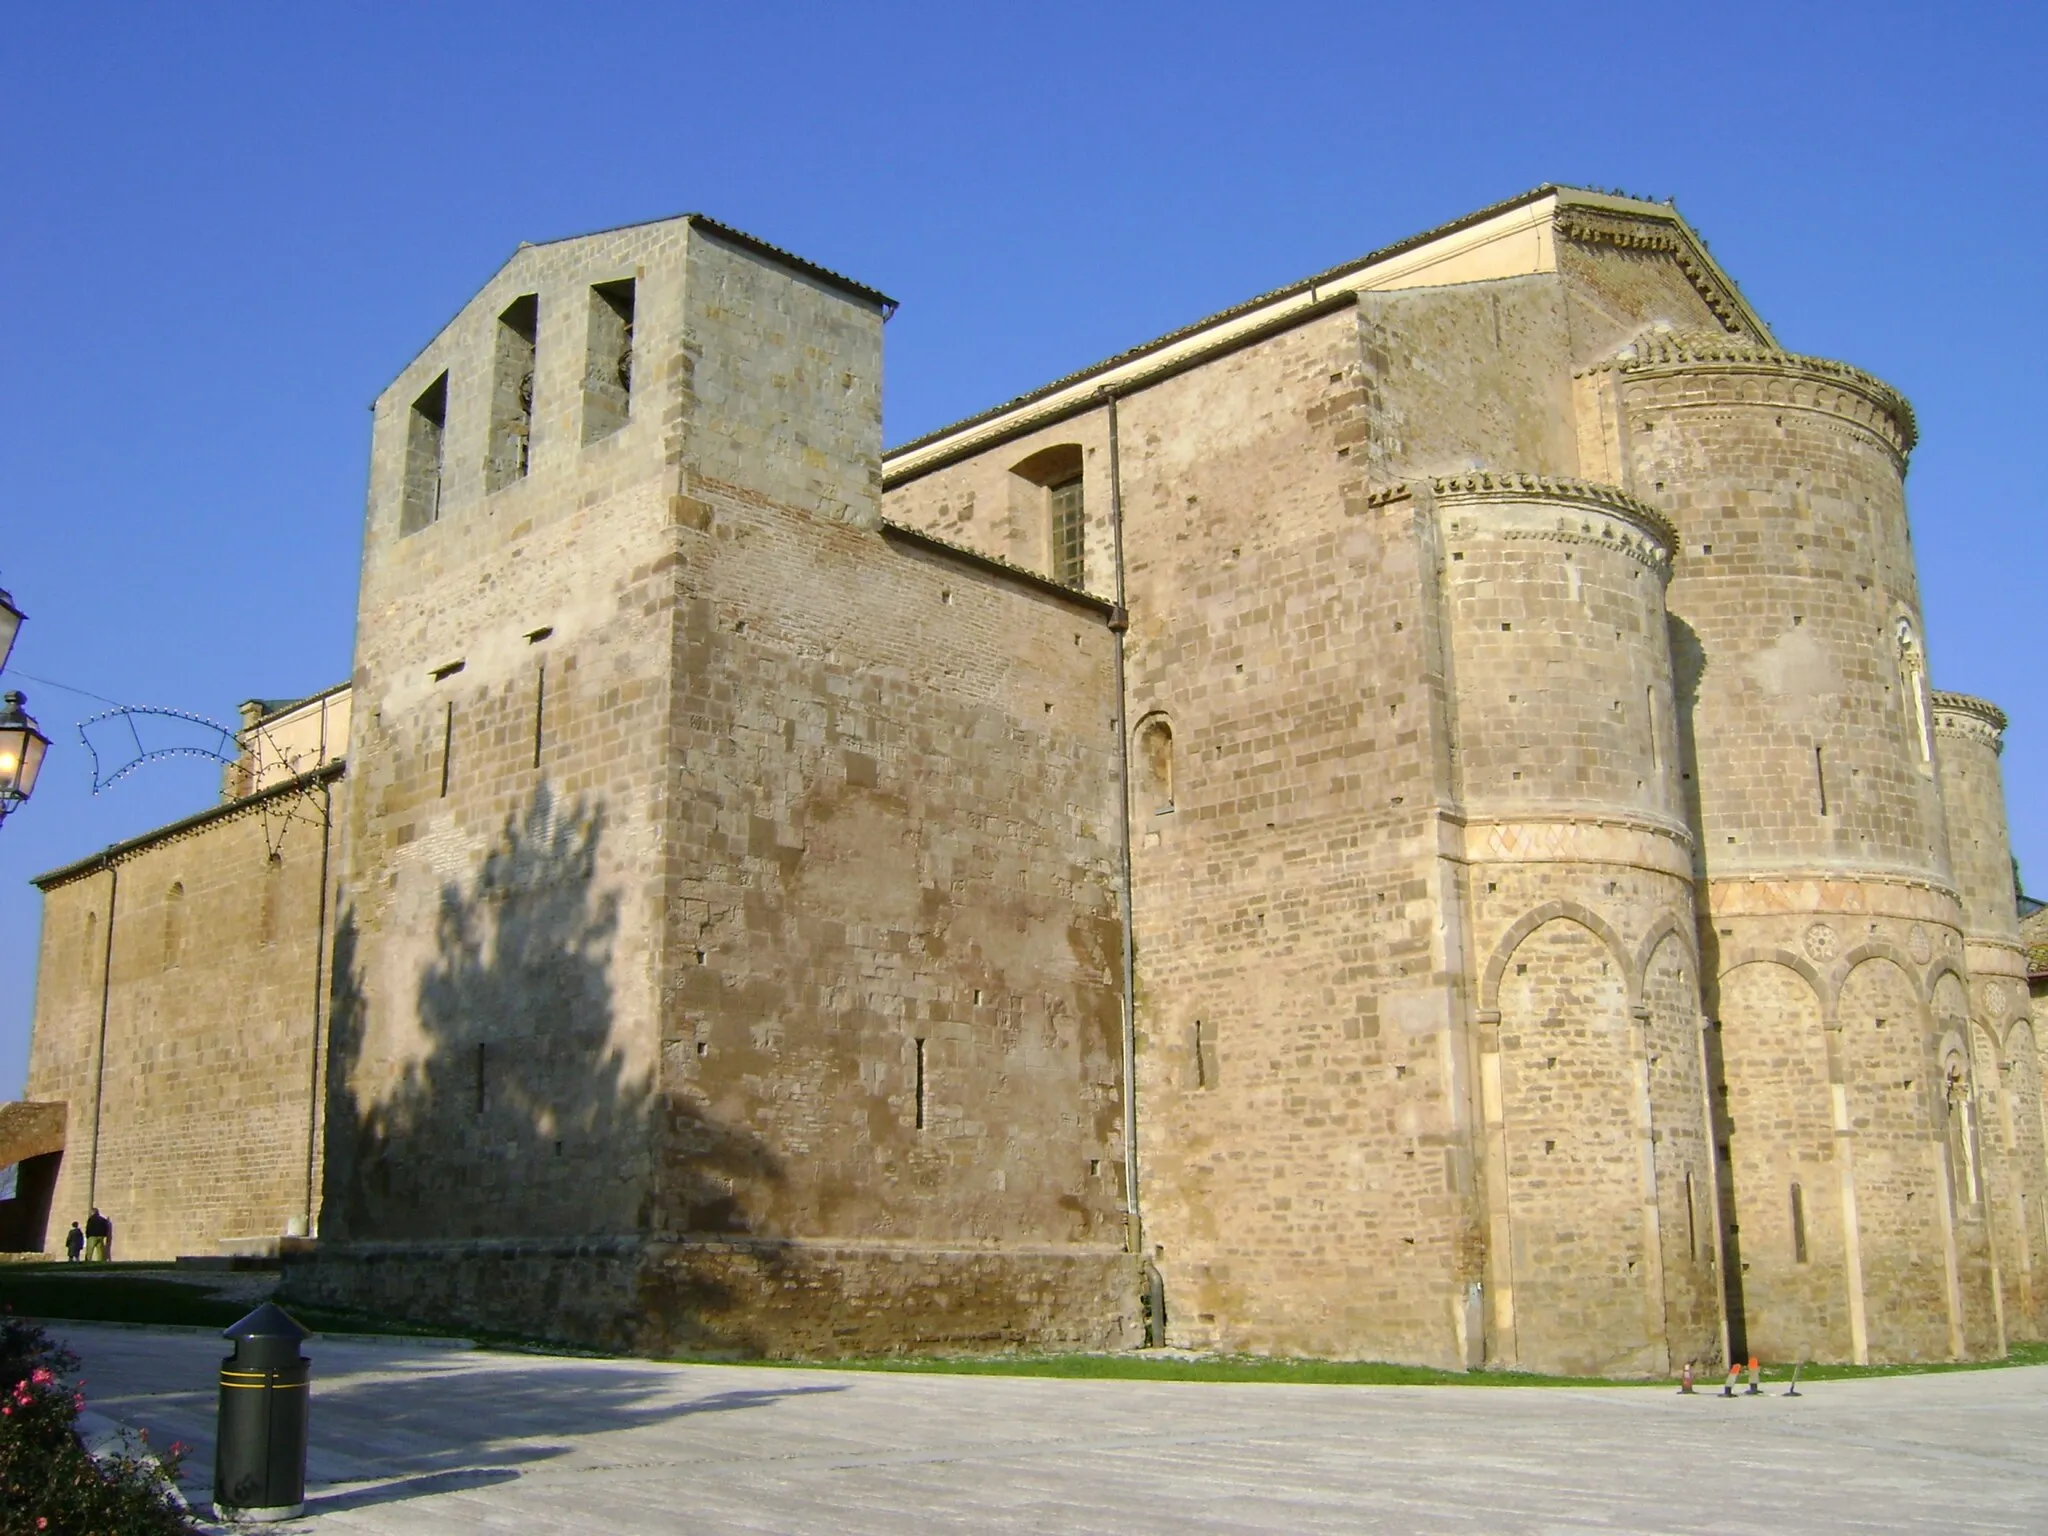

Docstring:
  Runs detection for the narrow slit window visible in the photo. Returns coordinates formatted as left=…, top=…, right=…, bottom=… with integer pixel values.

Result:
left=1814, top=746, right=1829, bottom=816
left=401, top=372, right=449, bottom=535
left=439, top=702, right=455, bottom=798
left=162, top=882, right=185, bottom=970
left=532, top=664, right=546, bottom=770
left=1685, top=1170, right=1697, bottom=1258
left=259, top=852, right=282, bottom=946
left=1647, top=685, right=1660, bottom=772
left=487, top=294, right=539, bottom=492
left=582, top=279, right=635, bottom=444
left=474, top=1042, right=487, bottom=1115
left=1194, top=1019, right=1219, bottom=1090
left=913, top=1037, right=927, bottom=1131
left=1049, top=475, right=1086, bottom=589
left=1791, top=1182, right=1808, bottom=1263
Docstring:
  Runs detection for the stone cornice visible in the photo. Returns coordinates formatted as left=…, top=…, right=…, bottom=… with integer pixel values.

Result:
left=1372, top=473, right=1677, bottom=560
left=31, top=759, right=346, bottom=891
left=1592, top=332, right=1917, bottom=457
left=1552, top=210, right=1758, bottom=338
left=1932, top=690, right=2007, bottom=752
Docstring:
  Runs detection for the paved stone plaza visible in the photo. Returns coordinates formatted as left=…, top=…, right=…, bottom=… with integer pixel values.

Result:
left=46, top=1323, right=2048, bottom=1532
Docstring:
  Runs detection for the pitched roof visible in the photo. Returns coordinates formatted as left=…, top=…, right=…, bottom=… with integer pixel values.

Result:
left=883, top=184, right=1770, bottom=478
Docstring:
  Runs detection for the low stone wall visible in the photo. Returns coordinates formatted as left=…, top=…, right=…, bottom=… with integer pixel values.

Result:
left=281, top=1239, right=645, bottom=1352
left=283, top=1238, right=1141, bottom=1358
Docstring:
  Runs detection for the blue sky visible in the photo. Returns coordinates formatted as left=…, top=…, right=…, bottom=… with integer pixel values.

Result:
left=3, top=2, right=2045, bottom=1096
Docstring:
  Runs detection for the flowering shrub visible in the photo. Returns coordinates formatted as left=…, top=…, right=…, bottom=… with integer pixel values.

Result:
left=0, top=1310, right=199, bottom=1536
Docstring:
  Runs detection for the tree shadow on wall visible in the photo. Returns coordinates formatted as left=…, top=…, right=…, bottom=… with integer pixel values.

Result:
left=317, top=782, right=789, bottom=1354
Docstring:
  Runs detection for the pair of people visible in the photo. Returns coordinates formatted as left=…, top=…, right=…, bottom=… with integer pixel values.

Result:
left=62, top=1208, right=112, bottom=1262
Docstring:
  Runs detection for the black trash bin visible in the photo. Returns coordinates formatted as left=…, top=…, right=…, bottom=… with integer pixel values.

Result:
left=213, top=1301, right=312, bottom=1521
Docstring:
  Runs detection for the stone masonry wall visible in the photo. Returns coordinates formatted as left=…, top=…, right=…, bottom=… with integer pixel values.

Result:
left=305, top=216, right=1136, bottom=1355
left=1621, top=339, right=1988, bottom=1361
left=324, top=219, right=697, bottom=1252
left=28, top=193, right=2038, bottom=1376
left=28, top=782, right=336, bottom=1260
left=1113, top=312, right=1471, bottom=1365
left=1933, top=695, right=2046, bottom=1340
left=1434, top=479, right=1719, bottom=1375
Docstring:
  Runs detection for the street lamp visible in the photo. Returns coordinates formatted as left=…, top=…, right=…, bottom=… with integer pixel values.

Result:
left=0, top=690, right=50, bottom=827
left=0, top=586, right=21, bottom=676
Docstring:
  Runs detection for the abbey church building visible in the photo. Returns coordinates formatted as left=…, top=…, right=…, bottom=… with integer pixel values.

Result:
left=8, top=187, right=2043, bottom=1377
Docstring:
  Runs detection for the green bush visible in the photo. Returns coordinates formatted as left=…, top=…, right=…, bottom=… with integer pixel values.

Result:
left=0, top=1309, right=199, bottom=1536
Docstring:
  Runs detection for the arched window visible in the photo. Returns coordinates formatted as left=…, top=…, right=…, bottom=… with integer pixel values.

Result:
left=1009, top=444, right=1086, bottom=589
left=1136, top=715, right=1175, bottom=817
left=162, top=881, right=186, bottom=970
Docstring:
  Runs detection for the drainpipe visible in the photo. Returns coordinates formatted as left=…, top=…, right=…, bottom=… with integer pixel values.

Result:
left=302, top=778, right=334, bottom=1237
left=85, top=861, right=118, bottom=1210
left=1101, top=388, right=1142, bottom=1262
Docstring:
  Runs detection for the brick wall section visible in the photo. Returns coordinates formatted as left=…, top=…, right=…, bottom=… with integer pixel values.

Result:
left=27, top=783, right=335, bottom=1259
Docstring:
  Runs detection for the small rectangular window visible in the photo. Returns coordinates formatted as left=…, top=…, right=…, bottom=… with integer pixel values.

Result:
left=487, top=294, right=538, bottom=492
left=1049, top=475, right=1085, bottom=588
left=401, top=372, right=448, bottom=535
left=582, top=279, right=635, bottom=444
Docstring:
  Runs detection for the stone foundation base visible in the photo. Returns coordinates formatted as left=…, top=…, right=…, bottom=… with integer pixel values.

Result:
left=282, top=1237, right=1141, bottom=1358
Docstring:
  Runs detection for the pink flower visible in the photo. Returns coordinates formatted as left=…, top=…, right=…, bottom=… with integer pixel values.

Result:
left=30, top=1367, right=51, bottom=1384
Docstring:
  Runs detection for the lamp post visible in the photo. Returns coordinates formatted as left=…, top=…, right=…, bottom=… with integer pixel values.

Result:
left=0, top=690, right=49, bottom=828
left=0, top=586, right=22, bottom=676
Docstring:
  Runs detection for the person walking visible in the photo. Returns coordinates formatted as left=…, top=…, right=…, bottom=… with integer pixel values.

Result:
left=83, top=1208, right=111, bottom=1262
left=63, top=1221, right=84, bottom=1262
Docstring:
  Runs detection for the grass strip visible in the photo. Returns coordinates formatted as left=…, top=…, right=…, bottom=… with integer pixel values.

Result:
left=9, top=1267, right=2047, bottom=1386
